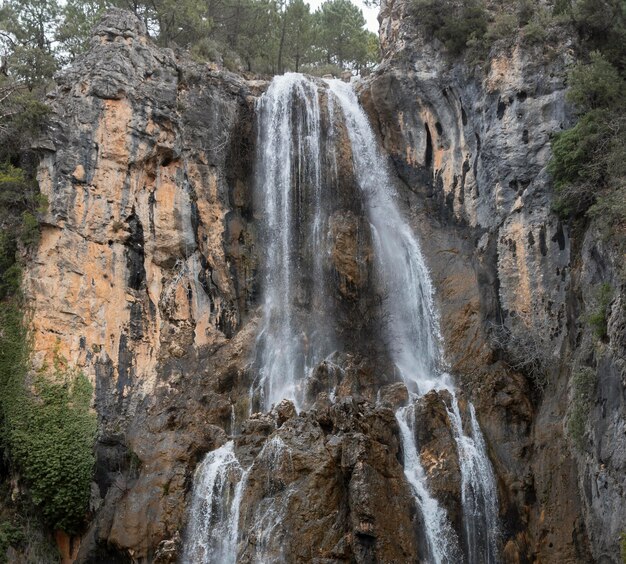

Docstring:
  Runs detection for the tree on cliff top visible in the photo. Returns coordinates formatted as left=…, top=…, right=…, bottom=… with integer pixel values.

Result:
left=1, top=0, right=378, bottom=76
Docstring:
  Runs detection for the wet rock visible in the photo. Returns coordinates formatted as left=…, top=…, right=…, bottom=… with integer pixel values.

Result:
left=378, top=382, right=409, bottom=409
left=222, top=398, right=418, bottom=563
left=272, top=398, right=297, bottom=427
left=329, top=210, right=371, bottom=300
left=153, top=532, right=181, bottom=563
left=412, top=390, right=463, bottom=531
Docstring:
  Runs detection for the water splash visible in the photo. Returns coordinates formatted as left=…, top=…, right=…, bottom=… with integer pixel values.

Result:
left=447, top=397, right=500, bottom=563
left=251, top=73, right=335, bottom=411
left=182, top=441, right=248, bottom=564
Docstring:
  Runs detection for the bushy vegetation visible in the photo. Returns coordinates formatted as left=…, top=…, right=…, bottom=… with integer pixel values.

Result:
left=411, top=0, right=572, bottom=60
left=0, top=0, right=378, bottom=78
left=0, top=6, right=95, bottom=531
left=544, top=0, right=626, bottom=244
left=412, top=0, right=488, bottom=56
left=567, top=366, right=597, bottom=449
left=0, top=483, right=60, bottom=563
left=0, top=520, right=24, bottom=561
left=411, top=0, right=626, bottom=73
left=550, top=52, right=626, bottom=226
left=0, top=302, right=97, bottom=534
left=586, top=283, right=613, bottom=339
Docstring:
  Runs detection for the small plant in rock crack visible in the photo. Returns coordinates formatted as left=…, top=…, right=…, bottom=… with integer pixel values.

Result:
left=489, top=314, right=558, bottom=393
left=567, top=366, right=597, bottom=450
left=587, top=283, right=613, bottom=340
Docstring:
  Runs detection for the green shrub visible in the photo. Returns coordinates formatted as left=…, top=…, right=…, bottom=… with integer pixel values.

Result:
left=572, top=0, right=626, bottom=68
left=567, top=51, right=623, bottom=111
left=0, top=302, right=97, bottom=534
left=549, top=52, right=626, bottom=223
left=521, top=8, right=551, bottom=43
left=550, top=108, right=612, bottom=215
left=587, top=283, right=613, bottom=339
left=486, top=12, right=517, bottom=43
left=0, top=520, right=25, bottom=561
left=190, top=37, right=224, bottom=64
left=412, top=0, right=489, bottom=56
left=568, top=366, right=597, bottom=449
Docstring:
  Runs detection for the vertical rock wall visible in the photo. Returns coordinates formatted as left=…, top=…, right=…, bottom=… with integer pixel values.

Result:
left=361, top=0, right=626, bottom=561
left=28, top=10, right=256, bottom=425
left=26, top=10, right=261, bottom=560
left=19, top=5, right=625, bottom=563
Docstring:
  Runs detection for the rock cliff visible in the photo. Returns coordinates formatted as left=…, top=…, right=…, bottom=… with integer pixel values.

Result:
left=28, top=10, right=260, bottom=560
left=20, top=5, right=626, bottom=563
left=360, top=0, right=625, bottom=561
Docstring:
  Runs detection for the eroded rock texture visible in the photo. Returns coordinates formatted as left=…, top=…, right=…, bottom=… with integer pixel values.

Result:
left=27, top=9, right=260, bottom=561
left=21, top=5, right=626, bottom=564
left=358, top=0, right=626, bottom=561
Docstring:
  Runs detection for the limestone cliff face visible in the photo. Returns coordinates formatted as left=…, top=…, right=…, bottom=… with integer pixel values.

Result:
left=360, top=0, right=626, bottom=561
left=27, top=10, right=260, bottom=560
left=22, top=6, right=626, bottom=564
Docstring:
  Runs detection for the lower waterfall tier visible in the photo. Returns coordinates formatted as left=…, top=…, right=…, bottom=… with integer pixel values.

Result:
left=185, top=363, right=499, bottom=563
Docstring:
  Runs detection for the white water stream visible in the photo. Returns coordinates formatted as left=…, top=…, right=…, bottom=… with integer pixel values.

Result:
left=182, top=441, right=248, bottom=564
left=185, top=74, right=500, bottom=563
left=250, top=73, right=335, bottom=411
left=328, top=79, right=499, bottom=563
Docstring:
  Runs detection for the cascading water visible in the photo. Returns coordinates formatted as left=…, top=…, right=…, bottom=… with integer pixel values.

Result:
left=185, top=74, right=500, bottom=563
left=327, top=79, right=500, bottom=563
left=448, top=398, right=501, bottom=564
left=326, top=80, right=442, bottom=394
left=182, top=441, right=248, bottom=564
left=251, top=73, right=335, bottom=411
left=396, top=402, right=463, bottom=563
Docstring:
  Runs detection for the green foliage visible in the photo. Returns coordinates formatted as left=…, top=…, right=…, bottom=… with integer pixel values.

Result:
left=587, top=283, right=613, bottom=339
left=0, top=483, right=60, bottom=563
left=315, top=0, right=376, bottom=69
left=620, top=530, right=626, bottom=564
left=0, top=303, right=97, bottom=534
left=301, top=62, right=344, bottom=77
left=0, top=520, right=25, bottom=560
left=56, top=0, right=108, bottom=63
left=545, top=0, right=626, bottom=243
left=0, top=162, right=48, bottom=299
left=520, top=5, right=563, bottom=44
left=571, top=0, right=626, bottom=69
left=568, top=51, right=623, bottom=111
left=1, top=0, right=379, bottom=77
left=567, top=366, right=597, bottom=449
left=549, top=51, right=626, bottom=227
left=412, top=0, right=488, bottom=56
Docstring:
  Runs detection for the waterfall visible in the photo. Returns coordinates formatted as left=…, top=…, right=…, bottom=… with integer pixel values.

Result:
left=326, top=80, right=443, bottom=394
left=327, top=79, right=500, bottom=562
left=396, top=403, right=463, bottom=563
left=182, top=441, right=248, bottom=564
left=251, top=73, right=335, bottom=411
left=185, top=74, right=500, bottom=563
left=448, top=398, right=501, bottom=564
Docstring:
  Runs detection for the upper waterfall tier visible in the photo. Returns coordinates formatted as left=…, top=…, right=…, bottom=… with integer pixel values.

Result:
left=252, top=74, right=336, bottom=410
left=252, top=73, right=449, bottom=411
